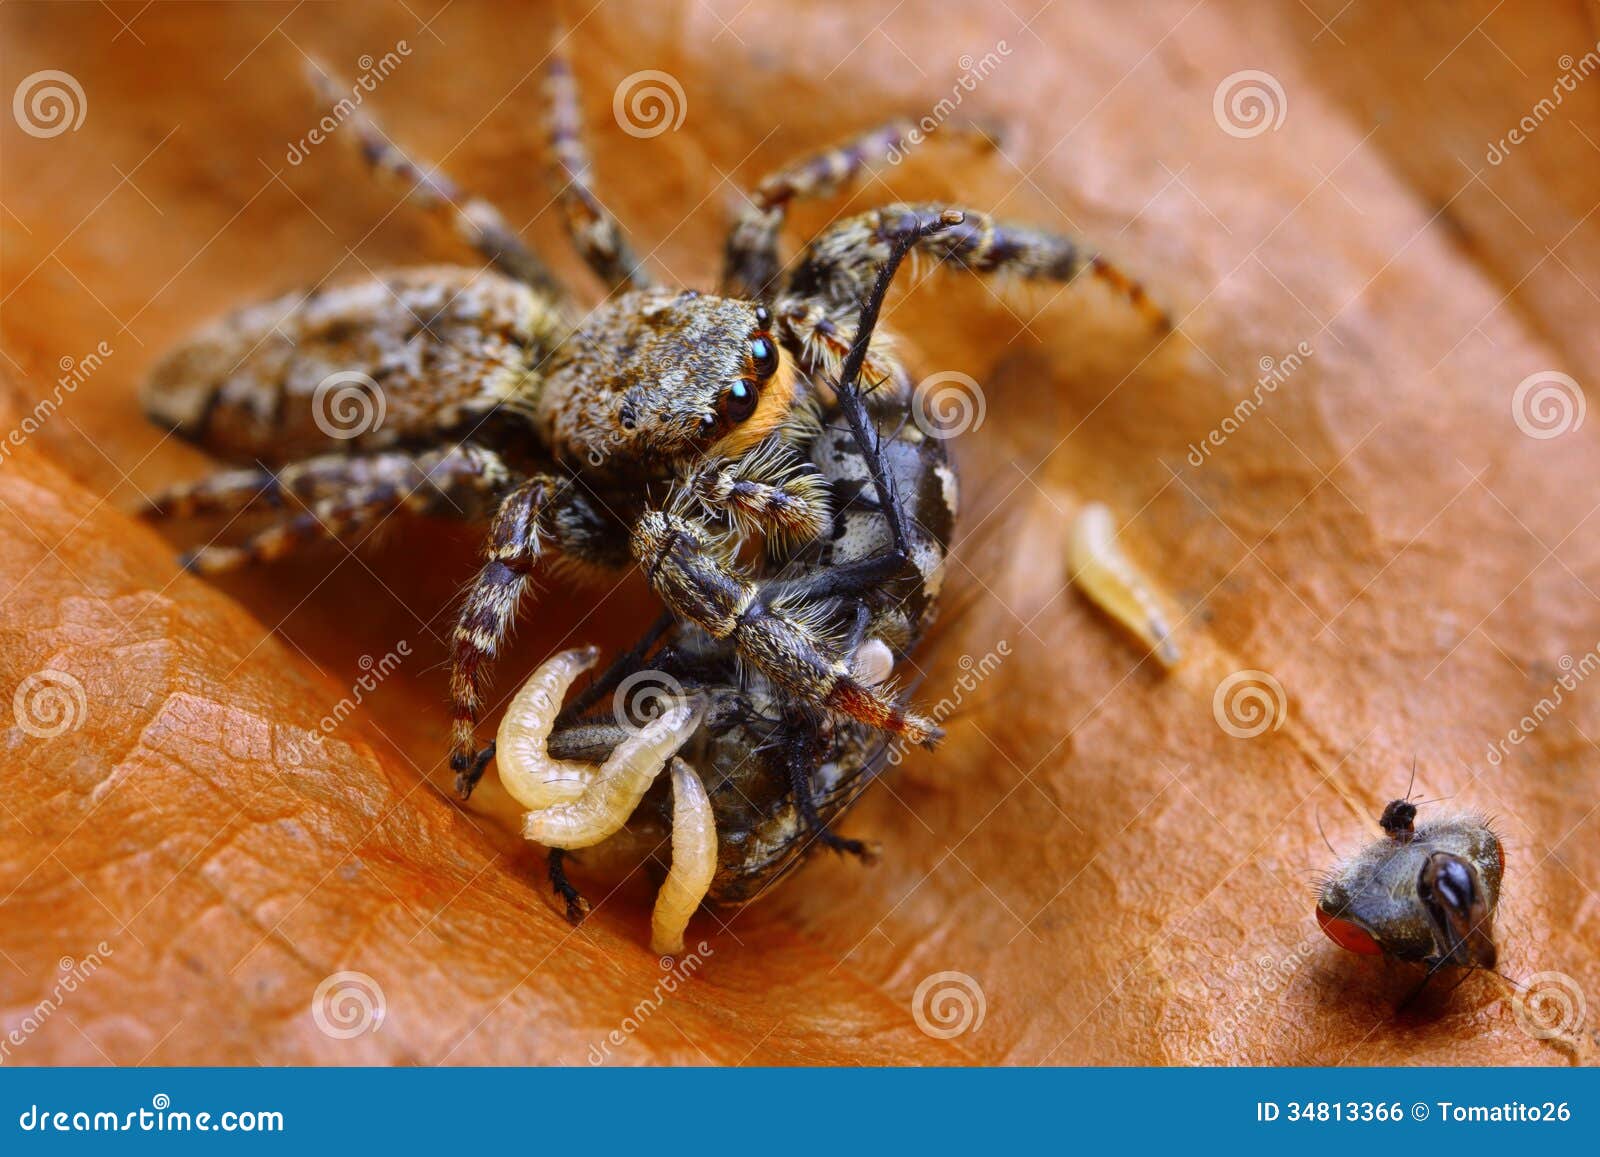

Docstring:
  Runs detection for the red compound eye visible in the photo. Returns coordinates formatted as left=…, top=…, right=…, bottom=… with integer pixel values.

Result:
left=1316, top=908, right=1383, bottom=955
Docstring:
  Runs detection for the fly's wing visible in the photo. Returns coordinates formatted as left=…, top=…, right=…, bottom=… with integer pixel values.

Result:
left=142, top=266, right=565, bottom=465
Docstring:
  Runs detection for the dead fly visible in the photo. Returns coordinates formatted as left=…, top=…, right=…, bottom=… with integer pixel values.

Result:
left=1316, top=786, right=1504, bottom=1005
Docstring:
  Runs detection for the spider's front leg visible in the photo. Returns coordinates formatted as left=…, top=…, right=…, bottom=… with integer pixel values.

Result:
left=448, top=473, right=620, bottom=796
left=632, top=509, right=941, bottom=747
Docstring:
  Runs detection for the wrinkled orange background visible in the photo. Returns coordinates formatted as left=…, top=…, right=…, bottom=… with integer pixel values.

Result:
left=2, top=0, right=1598, bottom=1065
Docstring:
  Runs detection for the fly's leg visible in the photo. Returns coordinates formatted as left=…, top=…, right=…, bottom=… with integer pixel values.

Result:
left=305, top=63, right=560, bottom=294
left=783, top=714, right=877, bottom=862
left=722, top=120, right=999, bottom=299
left=783, top=201, right=1170, bottom=333
left=544, top=54, right=655, bottom=292
left=547, top=848, right=589, bottom=924
left=157, top=446, right=514, bottom=574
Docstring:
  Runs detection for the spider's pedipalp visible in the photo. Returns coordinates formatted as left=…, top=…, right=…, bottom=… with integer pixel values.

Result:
left=305, top=61, right=561, bottom=295
left=544, top=53, right=655, bottom=292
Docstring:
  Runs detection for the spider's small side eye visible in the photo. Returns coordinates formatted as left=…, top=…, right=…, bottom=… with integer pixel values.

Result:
left=719, top=380, right=759, bottom=426
left=750, top=335, right=779, bottom=380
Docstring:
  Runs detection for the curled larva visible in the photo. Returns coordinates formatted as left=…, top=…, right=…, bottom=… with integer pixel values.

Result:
left=495, top=645, right=603, bottom=810
left=1069, top=503, right=1180, bottom=668
left=651, top=757, right=717, bottom=956
left=521, top=700, right=703, bottom=849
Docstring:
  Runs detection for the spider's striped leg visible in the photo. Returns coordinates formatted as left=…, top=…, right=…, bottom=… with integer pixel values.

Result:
left=782, top=201, right=1171, bottom=333
left=167, top=446, right=514, bottom=573
left=143, top=445, right=510, bottom=522
left=543, top=54, right=655, bottom=292
left=304, top=63, right=561, bottom=295
left=721, top=120, right=999, bottom=300
left=449, top=473, right=622, bottom=797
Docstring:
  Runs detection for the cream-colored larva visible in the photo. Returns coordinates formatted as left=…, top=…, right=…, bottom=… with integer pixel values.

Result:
left=521, top=700, right=703, bottom=849
left=651, top=757, right=717, bottom=956
left=495, top=645, right=603, bottom=810
left=849, top=638, right=895, bottom=687
left=1069, top=503, right=1180, bottom=668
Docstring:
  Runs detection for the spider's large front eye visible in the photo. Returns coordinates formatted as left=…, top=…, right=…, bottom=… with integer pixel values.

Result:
left=719, top=380, right=759, bottom=426
left=750, top=335, right=779, bottom=380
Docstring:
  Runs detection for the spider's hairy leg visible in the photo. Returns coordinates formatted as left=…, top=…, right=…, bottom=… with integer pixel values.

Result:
left=632, top=509, right=942, bottom=747
left=543, top=53, right=655, bottom=292
left=166, top=446, right=514, bottom=574
left=143, top=445, right=510, bottom=522
left=784, top=201, right=1171, bottom=332
left=304, top=62, right=560, bottom=294
left=721, top=119, right=1000, bottom=300
left=450, top=474, right=618, bottom=797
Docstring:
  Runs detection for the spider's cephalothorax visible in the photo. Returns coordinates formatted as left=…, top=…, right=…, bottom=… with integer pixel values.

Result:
left=1317, top=799, right=1504, bottom=978
left=141, top=49, right=1166, bottom=801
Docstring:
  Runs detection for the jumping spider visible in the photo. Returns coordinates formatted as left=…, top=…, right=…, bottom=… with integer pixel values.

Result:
left=141, top=49, right=1167, bottom=813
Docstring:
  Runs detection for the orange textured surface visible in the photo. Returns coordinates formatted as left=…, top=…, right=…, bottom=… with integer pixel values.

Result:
left=2, top=1, right=1597, bottom=1064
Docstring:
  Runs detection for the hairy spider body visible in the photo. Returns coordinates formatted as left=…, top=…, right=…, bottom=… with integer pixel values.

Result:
left=141, top=48, right=1165, bottom=804
left=512, top=404, right=957, bottom=930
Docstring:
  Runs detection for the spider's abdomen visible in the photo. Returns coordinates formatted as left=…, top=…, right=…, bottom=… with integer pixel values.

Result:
left=142, top=266, right=564, bottom=465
